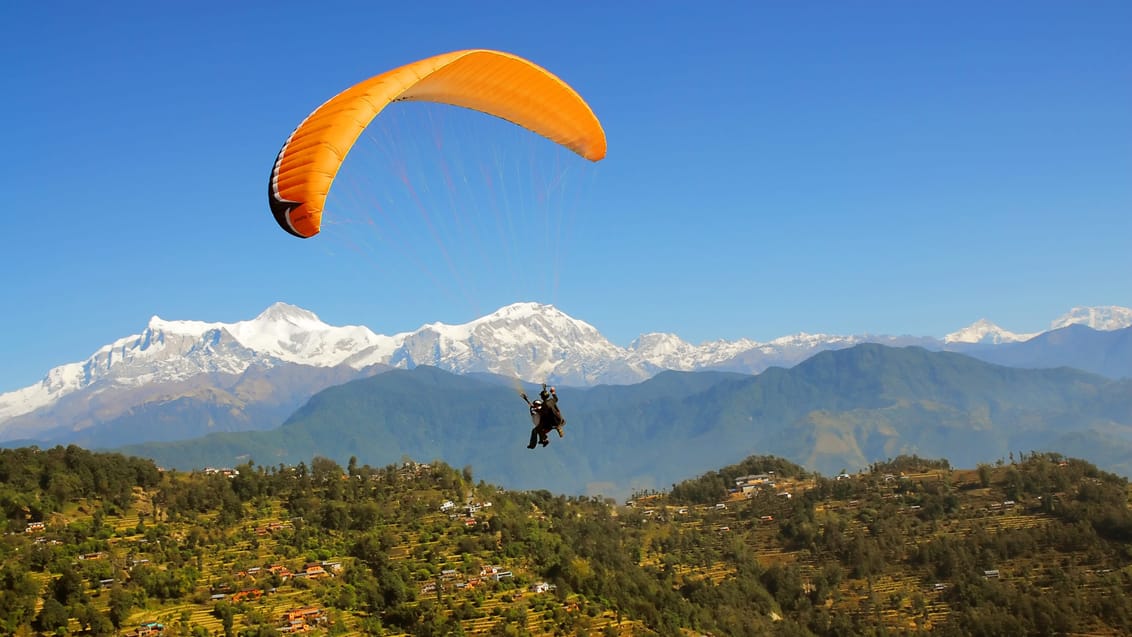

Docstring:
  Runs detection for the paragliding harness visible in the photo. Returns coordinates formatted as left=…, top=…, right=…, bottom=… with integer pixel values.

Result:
left=522, top=384, right=565, bottom=448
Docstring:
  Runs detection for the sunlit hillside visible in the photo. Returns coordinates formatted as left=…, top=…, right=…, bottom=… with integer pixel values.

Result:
left=2, top=446, right=1131, bottom=636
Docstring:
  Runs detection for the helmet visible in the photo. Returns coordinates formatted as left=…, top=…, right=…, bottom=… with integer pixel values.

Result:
left=549, top=387, right=556, bottom=393
left=533, top=400, right=542, bottom=406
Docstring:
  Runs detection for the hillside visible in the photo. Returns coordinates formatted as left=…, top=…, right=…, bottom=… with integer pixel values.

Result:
left=961, top=324, right=1132, bottom=380
left=2, top=446, right=1132, bottom=636
left=118, top=344, right=1132, bottom=496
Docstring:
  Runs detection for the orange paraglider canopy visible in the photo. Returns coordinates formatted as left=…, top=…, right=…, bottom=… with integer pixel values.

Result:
left=268, top=49, right=607, bottom=238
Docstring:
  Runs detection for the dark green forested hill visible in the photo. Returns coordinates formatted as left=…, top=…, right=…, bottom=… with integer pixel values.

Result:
left=118, top=344, right=1132, bottom=497
left=3, top=446, right=1132, bottom=636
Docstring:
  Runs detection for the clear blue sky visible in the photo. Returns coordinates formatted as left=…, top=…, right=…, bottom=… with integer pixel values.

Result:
left=4, top=1, right=1130, bottom=392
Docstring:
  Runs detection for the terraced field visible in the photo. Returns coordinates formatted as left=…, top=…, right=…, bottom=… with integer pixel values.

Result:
left=13, top=454, right=1132, bottom=636
left=70, top=477, right=631, bottom=636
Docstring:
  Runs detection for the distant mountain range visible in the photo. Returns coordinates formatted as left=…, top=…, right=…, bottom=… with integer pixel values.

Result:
left=118, top=344, right=1132, bottom=498
left=2, top=302, right=1130, bottom=450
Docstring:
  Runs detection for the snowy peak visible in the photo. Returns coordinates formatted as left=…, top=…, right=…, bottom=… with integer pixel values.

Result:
left=626, top=333, right=763, bottom=371
left=469, top=302, right=601, bottom=338
left=392, top=302, right=624, bottom=384
left=146, top=315, right=222, bottom=335
left=629, top=332, right=691, bottom=354
left=942, top=307, right=1132, bottom=345
left=227, top=303, right=387, bottom=366
left=253, top=302, right=324, bottom=326
left=945, top=319, right=1036, bottom=345
left=1051, top=306, right=1132, bottom=331
left=479, top=301, right=558, bottom=322
left=626, top=333, right=696, bottom=370
left=0, top=303, right=393, bottom=425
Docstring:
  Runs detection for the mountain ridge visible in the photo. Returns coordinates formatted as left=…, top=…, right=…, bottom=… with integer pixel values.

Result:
left=116, top=343, right=1132, bottom=496
left=4, top=302, right=1130, bottom=446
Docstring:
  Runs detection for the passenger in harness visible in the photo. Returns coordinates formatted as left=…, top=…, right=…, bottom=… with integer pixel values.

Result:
left=521, top=384, right=565, bottom=449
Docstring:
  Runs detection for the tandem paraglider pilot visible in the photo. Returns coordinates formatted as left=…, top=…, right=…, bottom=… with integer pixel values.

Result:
left=521, top=384, right=565, bottom=449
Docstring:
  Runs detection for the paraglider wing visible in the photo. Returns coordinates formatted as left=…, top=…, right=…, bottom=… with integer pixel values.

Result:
left=269, top=49, right=607, bottom=238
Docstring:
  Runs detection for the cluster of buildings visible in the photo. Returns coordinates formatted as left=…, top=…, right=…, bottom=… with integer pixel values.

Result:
left=126, top=622, right=164, bottom=637
left=396, top=461, right=435, bottom=480
left=733, top=473, right=775, bottom=495
left=25, top=522, right=63, bottom=547
left=253, top=521, right=293, bottom=536
left=278, top=607, right=327, bottom=633
left=417, top=565, right=556, bottom=597
left=231, top=561, right=342, bottom=584
left=440, top=499, right=493, bottom=527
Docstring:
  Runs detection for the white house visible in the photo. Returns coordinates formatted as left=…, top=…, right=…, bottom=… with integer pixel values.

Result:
left=529, top=582, right=554, bottom=593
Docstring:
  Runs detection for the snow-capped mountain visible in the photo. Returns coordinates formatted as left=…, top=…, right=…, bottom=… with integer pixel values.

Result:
left=944, top=319, right=1038, bottom=345
left=2, top=302, right=1129, bottom=446
left=1051, top=306, right=1132, bottom=331
left=358, top=301, right=629, bottom=384
left=625, top=333, right=758, bottom=372
left=0, top=302, right=638, bottom=442
left=0, top=303, right=395, bottom=424
left=943, top=307, right=1132, bottom=345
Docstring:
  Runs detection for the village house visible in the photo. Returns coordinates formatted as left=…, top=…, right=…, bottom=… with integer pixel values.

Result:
left=255, top=521, right=292, bottom=536
left=267, top=564, right=293, bottom=580
left=734, top=474, right=773, bottom=488
left=529, top=581, right=554, bottom=593
left=480, top=565, right=510, bottom=578
left=133, top=622, right=164, bottom=637
left=278, top=607, right=327, bottom=633
left=302, top=563, right=330, bottom=579
left=235, top=566, right=263, bottom=579
left=25, top=521, right=45, bottom=534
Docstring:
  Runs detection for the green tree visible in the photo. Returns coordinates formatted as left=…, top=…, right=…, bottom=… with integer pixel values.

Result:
left=977, top=464, right=992, bottom=488
left=33, top=597, right=68, bottom=633
left=108, top=584, right=133, bottom=631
